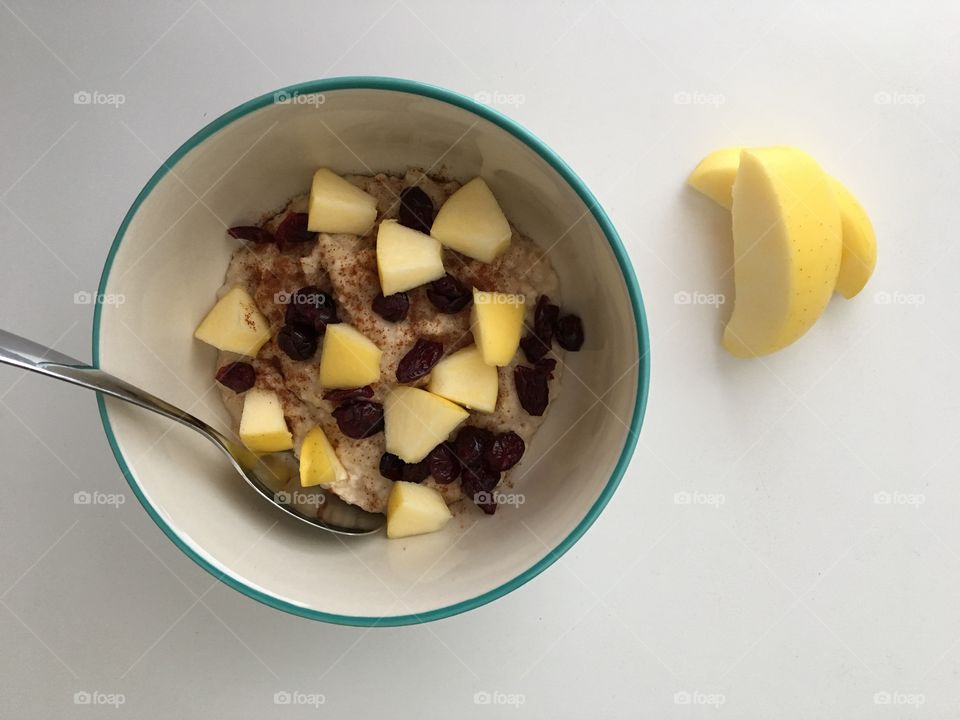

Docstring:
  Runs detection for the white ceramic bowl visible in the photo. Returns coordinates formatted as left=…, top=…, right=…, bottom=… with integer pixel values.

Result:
left=94, top=78, right=649, bottom=625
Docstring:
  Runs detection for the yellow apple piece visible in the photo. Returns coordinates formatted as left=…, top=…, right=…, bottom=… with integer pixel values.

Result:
left=688, top=146, right=877, bottom=299
left=376, top=219, right=445, bottom=295
left=386, top=481, right=453, bottom=539
left=384, top=386, right=469, bottom=463
left=194, top=286, right=271, bottom=356
left=239, top=388, right=294, bottom=453
left=430, top=177, right=512, bottom=263
left=318, top=323, right=383, bottom=389
left=299, top=426, right=347, bottom=488
left=427, top=345, right=498, bottom=412
left=830, top=179, right=877, bottom=299
left=471, top=289, right=525, bottom=366
left=724, top=147, right=842, bottom=358
left=307, top=167, right=378, bottom=235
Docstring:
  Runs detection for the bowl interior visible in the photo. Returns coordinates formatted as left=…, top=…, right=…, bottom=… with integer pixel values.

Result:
left=96, top=81, right=645, bottom=623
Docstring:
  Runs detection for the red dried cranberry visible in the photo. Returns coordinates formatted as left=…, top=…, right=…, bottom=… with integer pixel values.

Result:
left=332, top=401, right=384, bottom=438
left=285, top=286, right=338, bottom=333
left=228, top=225, right=274, bottom=244
left=483, top=431, right=525, bottom=472
left=427, top=442, right=461, bottom=484
left=426, top=274, right=472, bottom=314
left=520, top=334, right=550, bottom=363
left=323, top=386, right=374, bottom=402
left=379, top=452, right=405, bottom=481
left=555, top=314, right=584, bottom=351
left=475, top=497, right=497, bottom=515
left=372, top=292, right=409, bottom=322
left=535, top=295, right=560, bottom=344
left=402, top=459, right=430, bottom=483
left=277, top=324, right=317, bottom=360
left=461, top=464, right=500, bottom=499
left=455, top=426, right=494, bottom=467
left=397, top=186, right=434, bottom=234
left=215, top=362, right=256, bottom=392
left=535, top=357, right=557, bottom=379
left=275, top=212, right=316, bottom=246
left=514, top=365, right=549, bottom=416
left=396, top=339, right=443, bottom=383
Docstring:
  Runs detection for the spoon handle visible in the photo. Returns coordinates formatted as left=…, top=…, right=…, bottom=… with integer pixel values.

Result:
left=0, top=329, right=228, bottom=447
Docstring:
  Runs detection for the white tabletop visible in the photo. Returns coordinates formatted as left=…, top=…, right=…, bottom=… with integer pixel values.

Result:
left=1, top=1, right=957, bottom=717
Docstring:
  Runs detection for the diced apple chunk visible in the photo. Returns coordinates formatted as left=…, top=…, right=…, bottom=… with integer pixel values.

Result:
left=471, top=289, right=525, bottom=366
left=307, top=168, right=378, bottom=235
left=384, top=386, right=469, bottom=463
left=299, top=426, right=347, bottom=488
left=239, top=388, right=293, bottom=453
left=376, top=219, right=445, bottom=295
left=194, top=286, right=271, bottom=356
left=427, top=345, right=498, bottom=412
left=387, top=481, right=453, bottom=539
left=318, top=324, right=383, bottom=389
left=430, top=177, right=511, bottom=263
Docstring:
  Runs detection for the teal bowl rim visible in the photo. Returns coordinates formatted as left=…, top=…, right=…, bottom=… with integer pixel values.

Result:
left=93, top=76, right=650, bottom=627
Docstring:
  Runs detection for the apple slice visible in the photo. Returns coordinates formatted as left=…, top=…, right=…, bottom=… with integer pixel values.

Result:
left=471, top=289, right=525, bottom=366
left=239, top=388, right=294, bottom=453
left=318, top=324, right=383, bottom=389
left=194, top=286, right=271, bottom=356
left=376, top=219, right=445, bottom=295
left=430, top=177, right=511, bottom=263
left=299, top=426, right=348, bottom=488
left=724, top=147, right=841, bottom=357
left=386, top=481, right=453, bottom=539
left=687, top=146, right=742, bottom=208
left=427, top=345, right=498, bottom=412
left=384, top=386, right=469, bottom=463
left=307, top=168, right=378, bottom=235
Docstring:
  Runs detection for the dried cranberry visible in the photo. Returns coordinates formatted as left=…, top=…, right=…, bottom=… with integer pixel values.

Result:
left=215, top=362, right=256, bottom=392
left=228, top=225, right=274, bottom=244
left=323, top=386, right=374, bottom=403
left=555, top=314, right=584, bottom=351
left=514, top=365, right=549, bottom=416
left=455, top=426, right=494, bottom=467
left=372, top=292, right=409, bottom=322
left=483, top=431, right=525, bottom=472
left=402, top=459, right=430, bottom=483
left=535, top=295, right=560, bottom=344
left=475, top=497, right=497, bottom=515
left=397, top=186, right=434, bottom=234
left=277, top=324, right=317, bottom=360
left=332, top=401, right=384, bottom=439
left=379, top=452, right=405, bottom=481
left=535, top=357, right=557, bottom=379
left=427, top=442, right=461, bottom=484
left=396, top=339, right=443, bottom=383
left=274, top=212, right=316, bottom=245
left=426, top=274, right=472, bottom=314
left=461, top=464, right=500, bottom=500
left=285, top=286, right=338, bottom=333
left=520, top=334, right=550, bottom=363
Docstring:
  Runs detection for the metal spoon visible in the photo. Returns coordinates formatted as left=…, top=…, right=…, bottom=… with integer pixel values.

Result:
left=0, top=329, right=384, bottom=535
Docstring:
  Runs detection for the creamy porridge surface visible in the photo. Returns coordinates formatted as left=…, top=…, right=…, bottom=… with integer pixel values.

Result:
left=214, top=169, right=562, bottom=514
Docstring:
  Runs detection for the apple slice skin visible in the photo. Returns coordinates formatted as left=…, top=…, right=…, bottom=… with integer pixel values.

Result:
left=194, top=286, right=271, bottom=356
left=386, top=481, right=452, bottom=539
left=376, top=220, right=446, bottom=295
left=430, top=178, right=512, bottom=263
left=724, top=147, right=841, bottom=358
left=239, top=388, right=294, bottom=453
left=383, top=386, right=469, bottom=463
left=427, top=345, right=499, bottom=412
left=687, top=146, right=741, bottom=209
left=307, top=168, right=378, bottom=235
left=299, top=426, right=347, bottom=488
left=318, top=324, right=383, bottom=390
